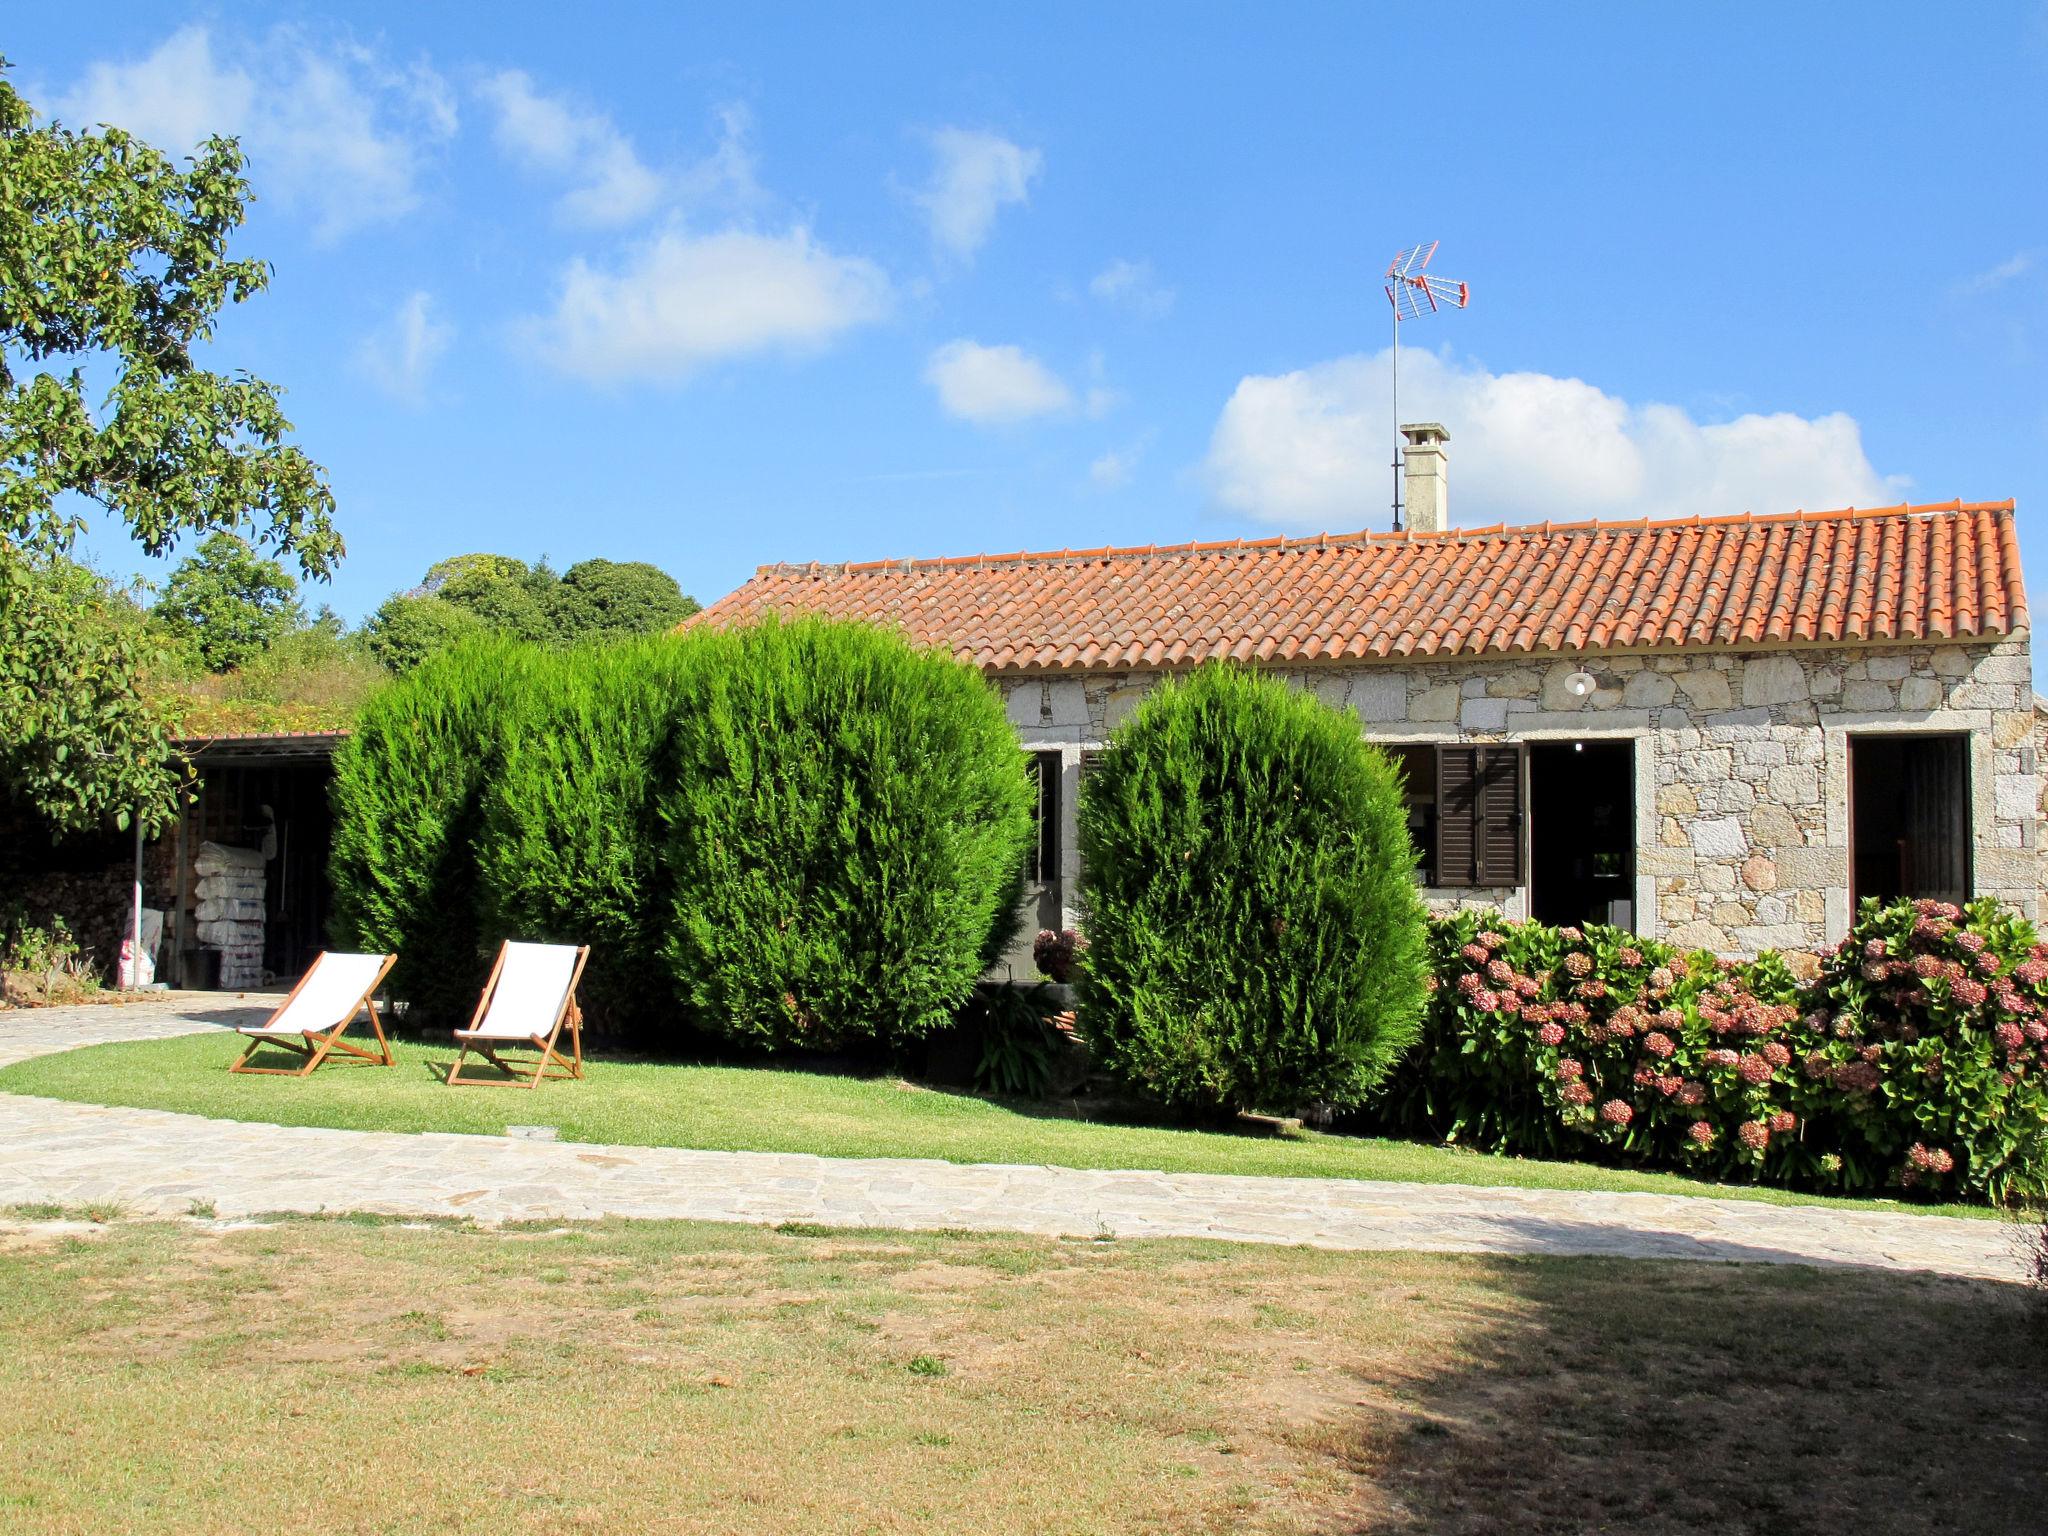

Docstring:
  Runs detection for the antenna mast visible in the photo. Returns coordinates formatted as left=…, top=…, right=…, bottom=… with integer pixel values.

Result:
left=1384, top=242, right=1469, bottom=530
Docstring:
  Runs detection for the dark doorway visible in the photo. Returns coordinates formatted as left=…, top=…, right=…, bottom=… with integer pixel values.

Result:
left=996, top=750, right=1065, bottom=975
left=1850, top=734, right=1971, bottom=907
left=1529, top=741, right=1635, bottom=928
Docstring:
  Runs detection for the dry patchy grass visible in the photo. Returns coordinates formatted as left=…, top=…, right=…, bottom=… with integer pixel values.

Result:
left=0, top=1216, right=2038, bottom=1535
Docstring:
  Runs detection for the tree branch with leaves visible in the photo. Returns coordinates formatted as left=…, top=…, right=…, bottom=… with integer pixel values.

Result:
left=0, top=56, right=339, bottom=832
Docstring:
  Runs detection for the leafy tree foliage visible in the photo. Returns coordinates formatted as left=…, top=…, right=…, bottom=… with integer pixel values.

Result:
left=430, top=554, right=557, bottom=642
left=1076, top=663, right=1428, bottom=1114
left=363, top=552, right=699, bottom=671
left=0, top=556, right=182, bottom=833
left=0, top=60, right=336, bottom=829
left=153, top=531, right=302, bottom=672
left=660, top=618, right=1033, bottom=1052
left=551, top=559, right=698, bottom=638
left=362, top=593, right=488, bottom=672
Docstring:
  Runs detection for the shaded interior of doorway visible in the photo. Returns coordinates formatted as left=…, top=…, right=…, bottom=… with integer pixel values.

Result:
left=1529, top=742, right=1635, bottom=929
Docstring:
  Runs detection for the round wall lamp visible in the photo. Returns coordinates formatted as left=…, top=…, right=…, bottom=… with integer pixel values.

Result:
left=1564, top=670, right=1598, bottom=699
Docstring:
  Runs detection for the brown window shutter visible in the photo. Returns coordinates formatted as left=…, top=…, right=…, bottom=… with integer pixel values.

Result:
left=1435, top=746, right=1482, bottom=886
left=1478, top=745, right=1524, bottom=887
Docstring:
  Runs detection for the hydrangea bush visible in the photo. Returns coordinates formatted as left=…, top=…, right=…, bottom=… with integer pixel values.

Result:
left=1378, top=897, right=2048, bottom=1203
left=1802, top=897, right=2048, bottom=1202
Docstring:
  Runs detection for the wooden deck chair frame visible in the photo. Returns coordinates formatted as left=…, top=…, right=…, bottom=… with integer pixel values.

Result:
left=229, top=952, right=399, bottom=1076
left=447, top=942, right=591, bottom=1089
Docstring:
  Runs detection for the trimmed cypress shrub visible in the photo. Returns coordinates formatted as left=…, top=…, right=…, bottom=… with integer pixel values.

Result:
left=660, top=617, right=1033, bottom=1052
left=328, top=638, right=537, bottom=1023
left=476, top=636, right=682, bottom=1034
left=1076, top=663, right=1428, bottom=1114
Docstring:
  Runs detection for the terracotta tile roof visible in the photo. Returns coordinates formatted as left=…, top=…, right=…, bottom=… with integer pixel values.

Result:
left=690, top=500, right=2027, bottom=673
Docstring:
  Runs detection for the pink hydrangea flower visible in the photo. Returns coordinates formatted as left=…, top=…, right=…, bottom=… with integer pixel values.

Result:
left=1736, top=1053, right=1774, bottom=1085
left=1703, top=1048, right=1739, bottom=1070
left=1536, top=1022, right=1566, bottom=1047
left=1676, top=1081, right=1706, bottom=1107
left=1768, top=1110, right=1798, bottom=1134
left=1761, top=1041, right=1791, bottom=1068
left=1560, top=1081, right=1594, bottom=1106
left=1686, top=1120, right=1716, bottom=1147
left=1554, top=1059, right=1584, bottom=1081
left=1598, top=1099, right=1633, bottom=1126
left=1643, top=1031, right=1676, bottom=1060
left=1737, top=1120, right=1770, bottom=1152
left=1562, top=952, right=1594, bottom=978
left=1486, top=959, right=1515, bottom=986
left=1648, top=967, right=1675, bottom=993
left=1951, top=977, right=1989, bottom=1008
left=1616, top=947, right=1644, bottom=968
left=1460, top=943, right=1490, bottom=965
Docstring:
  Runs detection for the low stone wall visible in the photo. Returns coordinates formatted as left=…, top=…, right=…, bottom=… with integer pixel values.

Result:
left=1001, top=637, right=2039, bottom=955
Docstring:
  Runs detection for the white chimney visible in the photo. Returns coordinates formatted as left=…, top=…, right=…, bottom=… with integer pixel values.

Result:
left=1401, top=422, right=1450, bottom=534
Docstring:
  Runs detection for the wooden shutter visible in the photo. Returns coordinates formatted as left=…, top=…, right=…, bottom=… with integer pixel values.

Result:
left=1435, top=747, right=1481, bottom=887
left=1434, top=745, right=1523, bottom=888
left=1479, top=745, right=1524, bottom=887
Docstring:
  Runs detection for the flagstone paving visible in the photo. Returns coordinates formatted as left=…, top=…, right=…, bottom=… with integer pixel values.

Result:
left=0, top=997, right=2031, bottom=1282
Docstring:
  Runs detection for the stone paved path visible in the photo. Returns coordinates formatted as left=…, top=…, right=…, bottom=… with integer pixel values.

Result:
left=0, top=998, right=2030, bottom=1282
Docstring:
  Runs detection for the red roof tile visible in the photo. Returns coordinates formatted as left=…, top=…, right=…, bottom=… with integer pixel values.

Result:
left=689, top=501, right=2027, bottom=673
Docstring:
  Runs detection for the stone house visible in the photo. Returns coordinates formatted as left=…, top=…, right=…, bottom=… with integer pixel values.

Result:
left=694, top=435, right=2036, bottom=963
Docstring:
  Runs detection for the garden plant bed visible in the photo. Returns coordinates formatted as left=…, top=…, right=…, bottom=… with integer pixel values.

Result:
left=0, top=1032, right=2006, bottom=1220
left=0, top=1212, right=2039, bottom=1534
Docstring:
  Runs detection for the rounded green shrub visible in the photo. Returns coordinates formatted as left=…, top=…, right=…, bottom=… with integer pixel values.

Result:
left=476, top=636, right=683, bottom=1034
left=659, top=617, right=1033, bottom=1052
left=328, top=637, right=538, bottom=1023
left=1805, top=896, right=2048, bottom=1203
left=1075, top=662, right=1428, bottom=1114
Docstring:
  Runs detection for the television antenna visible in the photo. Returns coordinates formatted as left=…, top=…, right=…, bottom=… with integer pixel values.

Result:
left=1384, top=242, right=1469, bottom=530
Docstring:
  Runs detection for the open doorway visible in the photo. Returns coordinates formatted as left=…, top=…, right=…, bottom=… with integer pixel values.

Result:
left=1850, top=733, right=1970, bottom=907
left=1529, top=741, right=1635, bottom=928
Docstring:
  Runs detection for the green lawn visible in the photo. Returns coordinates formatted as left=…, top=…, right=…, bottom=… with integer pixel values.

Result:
left=0, top=1213, right=2039, bottom=1534
left=0, top=1031, right=1998, bottom=1218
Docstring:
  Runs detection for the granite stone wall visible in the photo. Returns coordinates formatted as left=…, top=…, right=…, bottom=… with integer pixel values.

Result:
left=1002, top=638, right=2040, bottom=957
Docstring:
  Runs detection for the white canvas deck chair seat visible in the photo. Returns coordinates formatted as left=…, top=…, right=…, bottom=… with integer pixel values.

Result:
left=448, top=941, right=590, bottom=1089
left=230, top=951, right=398, bottom=1076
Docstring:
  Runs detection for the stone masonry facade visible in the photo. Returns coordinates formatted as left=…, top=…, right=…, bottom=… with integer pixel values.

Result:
left=1002, top=636, right=2040, bottom=958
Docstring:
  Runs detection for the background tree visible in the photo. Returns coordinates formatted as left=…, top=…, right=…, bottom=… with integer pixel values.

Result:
left=0, top=59, right=337, bottom=831
left=551, top=558, right=698, bottom=638
left=153, top=531, right=302, bottom=672
left=362, top=552, right=698, bottom=670
left=362, top=592, right=489, bottom=672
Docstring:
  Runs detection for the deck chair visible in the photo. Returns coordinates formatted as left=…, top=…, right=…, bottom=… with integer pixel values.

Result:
left=229, top=951, right=398, bottom=1076
left=448, top=941, right=590, bottom=1089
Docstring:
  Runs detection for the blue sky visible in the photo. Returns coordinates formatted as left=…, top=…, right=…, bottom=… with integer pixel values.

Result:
left=15, top=3, right=2048, bottom=634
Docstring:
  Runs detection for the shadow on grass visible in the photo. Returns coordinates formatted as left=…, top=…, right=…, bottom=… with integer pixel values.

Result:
left=1335, top=1255, right=2045, bottom=1535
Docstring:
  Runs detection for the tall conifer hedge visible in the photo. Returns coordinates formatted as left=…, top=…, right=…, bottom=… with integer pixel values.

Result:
left=1076, top=663, right=1428, bottom=1113
left=326, top=620, right=1029, bottom=1047
left=476, top=637, right=681, bottom=1032
left=659, top=617, right=1033, bottom=1052
left=328, top=638, right=537, bottom=1023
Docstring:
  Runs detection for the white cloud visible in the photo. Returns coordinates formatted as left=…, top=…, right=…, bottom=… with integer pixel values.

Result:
left=355, top=291, right=454, bottom=403
left=1203, top=349, right=1906, bottom=531
left=1089, top=441, right=1146, bottom=488
left=926, top=340, right=1072, bottom=424
left=1956, top=251, right=2036, bottom=297
left=52, top=25, right=454, bottom=240
left=1089, top=258, right=1174, bottom=316
left=913, top=128, right=1040, bottom=259
left=532, top=225, right=890, bottom=384
left=476, top=69, right=665, bottom=227
left=51, top=26, right=254, bottom=152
